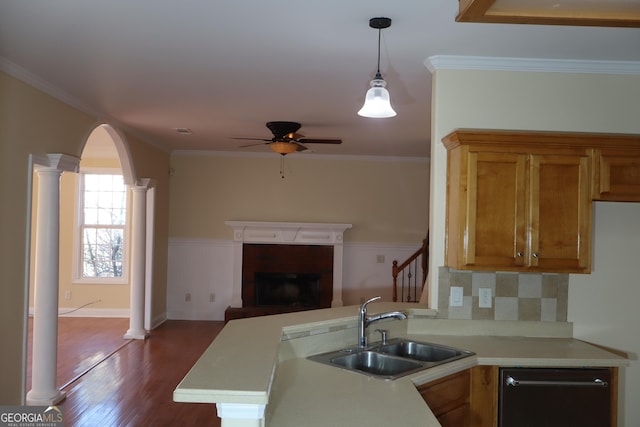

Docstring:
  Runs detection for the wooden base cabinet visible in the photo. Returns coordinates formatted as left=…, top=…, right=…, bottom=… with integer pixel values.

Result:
left=417, top=369, right=471, bottom=427
left=444, top=130, right=592, bottom=274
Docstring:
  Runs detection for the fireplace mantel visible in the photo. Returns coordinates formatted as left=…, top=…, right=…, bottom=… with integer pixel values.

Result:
left=225, top=221, right=352, bottom=308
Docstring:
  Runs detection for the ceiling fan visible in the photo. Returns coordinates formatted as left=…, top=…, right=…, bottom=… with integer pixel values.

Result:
left=234, top=121, right=342, bottom=155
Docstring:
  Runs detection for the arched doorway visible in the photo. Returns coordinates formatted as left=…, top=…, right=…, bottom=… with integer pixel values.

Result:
left=78, top=125, right=155, bottom=337
left=26, top=123, right=155, bottom=404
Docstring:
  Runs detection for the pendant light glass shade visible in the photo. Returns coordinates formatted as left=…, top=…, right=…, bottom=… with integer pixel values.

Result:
left=358, top=17, right=396, bottom=119
left=357, top=75, right=397, bottom=118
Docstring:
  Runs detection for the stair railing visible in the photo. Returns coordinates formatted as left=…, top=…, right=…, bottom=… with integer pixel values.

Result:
left=392, top=234, right=428, bottom=303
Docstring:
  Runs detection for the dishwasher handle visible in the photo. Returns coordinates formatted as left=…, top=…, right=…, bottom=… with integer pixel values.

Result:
left=505, top=376, right=608, bottom=388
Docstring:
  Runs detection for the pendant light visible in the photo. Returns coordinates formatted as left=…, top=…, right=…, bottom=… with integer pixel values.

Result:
left=357, top=17, right=397, bottom=119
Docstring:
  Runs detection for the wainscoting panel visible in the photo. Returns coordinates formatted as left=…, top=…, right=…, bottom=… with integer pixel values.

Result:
left=166, top=238, right=423, bottom=321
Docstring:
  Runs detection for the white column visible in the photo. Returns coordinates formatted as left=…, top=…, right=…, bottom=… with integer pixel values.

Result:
left=229, top=236, right=244, bottom=308
left=217, top=403, right=265, bottom=427
left=27, top=154, right=79, bottom=406
left=125, top=179, right=150, bottom=339
left=331, top=237, right=345, bottom=307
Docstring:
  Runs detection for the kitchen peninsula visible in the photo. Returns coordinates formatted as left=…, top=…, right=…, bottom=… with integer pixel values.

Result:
left=173, top=303, right=627, bottom=426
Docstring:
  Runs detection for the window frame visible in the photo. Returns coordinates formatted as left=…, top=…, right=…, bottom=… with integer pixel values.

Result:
left=73, top=168, right=130, bottom=284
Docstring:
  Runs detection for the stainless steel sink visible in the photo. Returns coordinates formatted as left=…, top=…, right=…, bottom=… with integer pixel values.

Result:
left=331, top=351, right=424, bottom=377
left=308, top=339, right=474, bottom=380
left=376, top=339, right=473, bottom=363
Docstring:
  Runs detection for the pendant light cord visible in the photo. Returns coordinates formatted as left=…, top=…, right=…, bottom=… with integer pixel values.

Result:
left=376, top=28, right=382, bottom=76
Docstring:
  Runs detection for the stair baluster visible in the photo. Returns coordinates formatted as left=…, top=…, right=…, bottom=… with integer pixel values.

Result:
left=392, top=234, right=428, bottom=303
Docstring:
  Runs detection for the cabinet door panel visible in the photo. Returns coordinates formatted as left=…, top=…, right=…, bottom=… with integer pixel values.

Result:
left=465, top=152, right=527, bottom=269
left=594, top=150, right=640, bottom=201
left=529, top=154, right=591, bottom=272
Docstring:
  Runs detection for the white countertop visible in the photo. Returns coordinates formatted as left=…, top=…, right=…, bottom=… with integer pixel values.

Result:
left=174, top=304, right=628, bottom=426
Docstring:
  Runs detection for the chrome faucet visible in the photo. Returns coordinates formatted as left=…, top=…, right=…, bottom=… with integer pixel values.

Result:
left=358, top=296, right=407, bottom=348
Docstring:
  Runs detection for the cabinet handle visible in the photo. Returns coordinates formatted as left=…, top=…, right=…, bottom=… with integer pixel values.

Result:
left=505, top=376, right=608, bottom=388
left=516, top=251, right=524, bottom=257
left=532, top=252, right=539, bottom=258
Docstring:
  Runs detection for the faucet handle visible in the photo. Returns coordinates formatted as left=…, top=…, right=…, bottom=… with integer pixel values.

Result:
left=375, top=329, right=388, bottom=345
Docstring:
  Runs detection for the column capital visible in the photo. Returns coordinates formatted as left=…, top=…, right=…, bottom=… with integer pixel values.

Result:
left=33, top=153, right=80, bottom=173
left=133, top=178, right=155, bottom=189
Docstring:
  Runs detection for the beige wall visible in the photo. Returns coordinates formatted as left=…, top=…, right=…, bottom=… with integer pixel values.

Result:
left=0, top=71, right=170, bottom=404
left=168, top=153, right=429, bottom=243
left=429, top=67, right=640, bottom=426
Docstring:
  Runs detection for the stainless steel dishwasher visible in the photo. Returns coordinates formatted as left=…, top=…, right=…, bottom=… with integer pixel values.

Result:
left=499, top=367, right=612, bottom=427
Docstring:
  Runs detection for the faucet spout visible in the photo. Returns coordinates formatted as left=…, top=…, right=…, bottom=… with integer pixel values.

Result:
left=357, top=296, right=407, bottom=348
left=366, top=311, right=407, bottom=326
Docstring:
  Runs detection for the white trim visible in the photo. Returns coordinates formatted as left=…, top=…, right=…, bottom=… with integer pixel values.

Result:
left=225, top=221, right=352, bottom=245
left=149, top=312, right=167, bottom=330
left=74, top=169, right=130, bottom=283
left=22, top=155, right=37, bottom=404
left=171, top=149, right=428, bottom=163
left=216, top=403, right=265, bottom=420
left=0, top=58, right=170, bottom=153
left=144, top=185, right=157, bottom=331
left=0, top=57, right=102, bottom=119
left=28, top=307, right=131, bottom=318
left=425, top=55, right=640, bottom=75
left=32, top=153, right=80, bottom=172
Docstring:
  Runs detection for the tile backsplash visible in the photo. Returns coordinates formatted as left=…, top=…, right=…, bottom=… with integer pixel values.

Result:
left=437, top=267, right=568, bottom=322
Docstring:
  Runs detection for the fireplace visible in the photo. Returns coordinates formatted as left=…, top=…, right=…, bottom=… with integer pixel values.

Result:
left=242, top=243, right=333, bottom=310
left=254, top=273, right=321, bottom=307
left=225, top=221, right=352, bottom=321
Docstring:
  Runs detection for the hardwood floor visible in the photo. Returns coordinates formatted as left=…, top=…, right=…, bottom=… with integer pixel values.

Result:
left=28, top=318, right=225, bottom=427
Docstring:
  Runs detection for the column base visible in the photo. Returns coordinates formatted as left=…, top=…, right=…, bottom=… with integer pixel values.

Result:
left=26, top=389, right=66, bottom=406
left=124, top=329, right=149, bottom=340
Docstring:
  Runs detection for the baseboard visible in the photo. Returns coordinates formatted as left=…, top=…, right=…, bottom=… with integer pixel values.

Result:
left=149, top=312, right=168, bottom=330
left=29, top=307, right=130, bottom=318
left=166, top=310, right=225, bottom=322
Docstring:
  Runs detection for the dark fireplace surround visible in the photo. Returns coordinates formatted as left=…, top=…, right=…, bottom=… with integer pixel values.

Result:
left=224, top=221, right=352, bottom=322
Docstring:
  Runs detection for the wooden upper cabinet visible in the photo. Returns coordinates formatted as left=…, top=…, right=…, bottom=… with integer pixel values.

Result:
left=593, top=148, right=640, bottom=201
left=444, top=129, right=594, bottom=274
left=530, top=154, right=591, bottom=272
left=460, top=151, right=527, bottom=270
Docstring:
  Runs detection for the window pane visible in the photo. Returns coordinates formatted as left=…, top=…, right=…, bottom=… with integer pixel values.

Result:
left=83, top=173, right=126, bottom=225
left=84, top=207, right=98, bottom=224
left=80, top=172, right=127, bottom=279
left=82, top=227, right=124, bottom=278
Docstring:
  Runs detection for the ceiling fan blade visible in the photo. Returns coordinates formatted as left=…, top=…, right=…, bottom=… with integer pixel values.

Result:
left=232, top=137, right=272, bottom=142
left=294, top=142, right=309, bottom=152
left=239, top=142, right=270, bottom=148
left=297, top=138, right=342, bottom=144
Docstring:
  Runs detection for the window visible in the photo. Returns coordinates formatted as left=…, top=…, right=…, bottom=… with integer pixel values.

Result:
left=78, top=173, right=128, bottom=280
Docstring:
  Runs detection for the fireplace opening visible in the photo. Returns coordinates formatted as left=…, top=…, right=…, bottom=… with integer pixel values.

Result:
left=241, top=243, right=333, bottom=310
left=254, top=272, right=321, bottom=307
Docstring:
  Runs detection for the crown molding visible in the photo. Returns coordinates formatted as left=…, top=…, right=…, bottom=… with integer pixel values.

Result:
left=0, top=56, right=104, bottom=117
left=425, top=55, right=640, bottom=75
left=0, top=56, right=170, bottom=153
left=171, top=149, right=429, bottom=163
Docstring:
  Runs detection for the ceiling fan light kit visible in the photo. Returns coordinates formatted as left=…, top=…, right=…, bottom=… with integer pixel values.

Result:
left=233, top=121, right=342, bottom=157
left=358, top=17, right=397, bottom=119
left=270, top=141, right=299, bottom=155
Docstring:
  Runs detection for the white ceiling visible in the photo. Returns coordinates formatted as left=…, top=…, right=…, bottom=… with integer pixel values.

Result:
left=1, top=1, right=639, bottom=158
